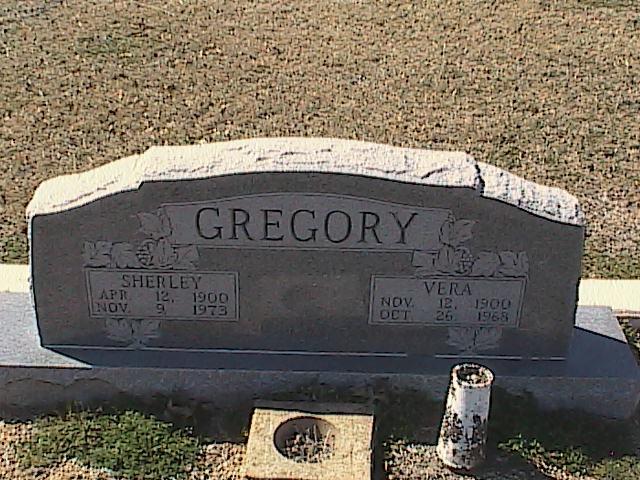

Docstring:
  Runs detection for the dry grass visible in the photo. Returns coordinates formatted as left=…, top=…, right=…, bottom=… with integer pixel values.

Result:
left=384, top=441, right=552, bottom=480
left=190, top=443, right=246, bottom=480
left=1, top=0, right=639, bottom=277
left=1, top=420, right=245, bottom=480
left=0, top=419, right=585, bottom=480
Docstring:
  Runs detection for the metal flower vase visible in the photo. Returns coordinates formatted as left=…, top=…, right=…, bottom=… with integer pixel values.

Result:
left=436, top=363, right=495, bottom=470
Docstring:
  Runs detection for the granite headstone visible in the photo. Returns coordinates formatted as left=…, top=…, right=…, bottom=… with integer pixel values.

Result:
left=27, top=138, right=584, bottom=363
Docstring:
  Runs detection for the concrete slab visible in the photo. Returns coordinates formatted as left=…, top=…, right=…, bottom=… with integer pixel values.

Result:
left=0, top=290, right=638, bottom=419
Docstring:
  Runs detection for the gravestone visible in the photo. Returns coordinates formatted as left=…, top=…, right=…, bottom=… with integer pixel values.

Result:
left=27, top=138, right=583, bottom=362
left=1, top=138, right=638, bottom=419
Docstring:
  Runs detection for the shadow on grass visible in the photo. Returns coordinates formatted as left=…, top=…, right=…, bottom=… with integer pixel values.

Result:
left=489, top=387, right=638, bottom=477
left=2, top=389, right=253, bottom=443
left=268, top=382, right=639, bottom=479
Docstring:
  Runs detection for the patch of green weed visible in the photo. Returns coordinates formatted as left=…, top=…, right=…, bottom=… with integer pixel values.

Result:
left=592, top=456, right=640, bottom=479
left=16, top=410, right=200, bottom=480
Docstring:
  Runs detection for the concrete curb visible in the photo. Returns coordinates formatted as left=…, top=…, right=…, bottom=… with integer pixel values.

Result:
left=2, top=264, right=638, bottom=313
left=0, top=264, right=29, bottom=293
left=578, top=279, right=640, bottom=314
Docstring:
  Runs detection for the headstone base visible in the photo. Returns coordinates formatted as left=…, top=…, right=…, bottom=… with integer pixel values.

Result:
left=0, top=292, right=638, bottom=419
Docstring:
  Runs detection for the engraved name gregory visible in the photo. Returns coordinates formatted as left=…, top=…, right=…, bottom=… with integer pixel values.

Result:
left=81, top=193, right=528, bottom=353
left=164, top=193, right=453, bottom=250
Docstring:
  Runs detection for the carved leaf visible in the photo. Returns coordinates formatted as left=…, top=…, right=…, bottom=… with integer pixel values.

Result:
left=470, top=252, right=501, bottom=276
left=447, top=327, right=475, bottom=352
left=137, top=209, right=172, bottom=240
left=152, top=238, right=177, bottom=267
left=81, top=242, right=94, bottom=265
left=447, top=327, right=502, bottom=353
left=449, top=220, right=475, bottom=246
left=497, top=251, right=529, bottom=277
left=439, top=219, right=453, bottom=246
left=111, top=242, right=140, bottom=268
left=82, top=241, right=112, bottom=267
left=516, top=252, right=529, bottom=275
left=137, top=212, right=164, bottom=239
left=473, top=327, right=502, bottom=351
left=105, top=318, right=134, bottom=343
left=452, top=247, right=473, bottom=274
left=106, top=319, right=160, bottom=348
left=173, top=245, right=199, bottom=270
left=132, top=320, right=161, bottom=344
left=157, top=209, right=173, bottom=238
left=435, top=245, right=456, bottom=273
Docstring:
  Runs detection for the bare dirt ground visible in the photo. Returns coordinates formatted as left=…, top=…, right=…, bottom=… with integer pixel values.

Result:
left=0, top=0, right=639, bottom=277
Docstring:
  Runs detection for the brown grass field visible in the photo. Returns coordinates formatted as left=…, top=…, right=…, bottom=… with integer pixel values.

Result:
left=0, top=0, right=639, bottom=277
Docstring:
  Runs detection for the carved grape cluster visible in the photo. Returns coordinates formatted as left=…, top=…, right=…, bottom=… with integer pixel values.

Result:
left=82, top=208, right=198, bottom=270
left=412, top=215, right=528, bottom=278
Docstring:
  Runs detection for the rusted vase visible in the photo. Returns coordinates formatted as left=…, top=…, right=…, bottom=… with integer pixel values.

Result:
left=436, top=363, right=494, bottom=470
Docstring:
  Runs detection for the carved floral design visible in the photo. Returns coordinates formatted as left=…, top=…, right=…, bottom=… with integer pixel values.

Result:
left=446, top=327, right=502, bottom=354
left=105, top=318, right=161, bottom=349
left=412, top=214, right=528, bottom=278
left=409, top=213, right=527, bottom=354
left=82, top=208, right=199, bottom=270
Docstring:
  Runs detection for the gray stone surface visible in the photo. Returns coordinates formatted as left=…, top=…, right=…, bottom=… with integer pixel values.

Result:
left=27, top=138, right=583, bottom=359
left=1, top=292, right=638, bottom=419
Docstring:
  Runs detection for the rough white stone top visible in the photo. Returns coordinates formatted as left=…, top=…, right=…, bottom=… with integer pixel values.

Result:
left=26, top=137, right=585, bottom=226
